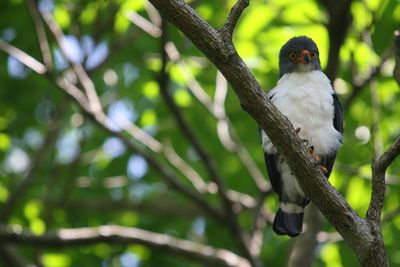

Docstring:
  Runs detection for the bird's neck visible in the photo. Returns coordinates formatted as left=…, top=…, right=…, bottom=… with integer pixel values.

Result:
left=278, top=70, right=331, bottom=88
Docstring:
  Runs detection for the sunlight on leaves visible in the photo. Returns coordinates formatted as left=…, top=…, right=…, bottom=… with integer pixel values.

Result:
left=0, top=184, right=9, bottom=202
left=351, top=2, right=372, bottom=31
left=115, top=0, right=145, bottom=34
left=80, top=3, right=98, bottom=25
left=346, top=178, right=371, bottom=213
left=128, top=245, right=150, bottom=260
left=321, top=243, right=343, bottom=267
left=30, top=218, right=46, bottom=235
left=237, top=6, right=274, bottom=40
left=140, top=109, right=157, bottom=127
left=95, top=243, right=112, bottom=258
left=169, top=65, right=186, bottom=85
left=354, top=43, right=379, bottom=72
left=114, top=12, right=130, bottom=34
left=236, top=41, right=258, bottom=58
left=120, top=212, right=139, bottom=226
left=174, top=89, right=192, bottom=108
left=24, top=200, right=41, bottom=220
left=197, top=4, right=213, bottom=20
left=0, top=133, right=10, bottom=151
left=42, top=253, right=71, bottom=267
left=143, top=81, right=160, bottom=99
left=281, top=1, right=321, bottom=24
left=54, top=6, right=71, bottom=29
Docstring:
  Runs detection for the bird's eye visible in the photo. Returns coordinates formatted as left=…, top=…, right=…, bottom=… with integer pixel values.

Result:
left=289, top=52, right=296, bottom=60
left=310, top=52, right=317, bottom=59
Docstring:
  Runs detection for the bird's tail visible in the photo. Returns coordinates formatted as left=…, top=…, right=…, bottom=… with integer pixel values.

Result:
left=273, top=199, right=309, bottom=237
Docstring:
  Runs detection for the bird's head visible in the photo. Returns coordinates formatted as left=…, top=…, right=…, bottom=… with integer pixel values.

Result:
left=279, top=36, right=321, bottom=77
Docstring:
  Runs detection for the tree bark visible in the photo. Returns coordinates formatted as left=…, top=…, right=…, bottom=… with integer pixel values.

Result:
left=146, top=0, right=391, bottom=266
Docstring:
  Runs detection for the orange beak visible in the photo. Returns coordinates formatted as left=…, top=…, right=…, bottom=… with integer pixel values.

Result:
left=298, top=49, right=311, bottom=64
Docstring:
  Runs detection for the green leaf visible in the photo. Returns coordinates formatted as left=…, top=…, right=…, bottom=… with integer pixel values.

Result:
left=174, top=89, right=192, bottom=108
left=54, top=6, right=71, bottom=29
left=321, top=243, right=343, bottom=267
left=42, top=253, right=71, bottom=267
left=0, top=133, right=10, bottom=151
left=140, top=109, right=157, bottom=126
left=24, top=200, right=41, bottom=220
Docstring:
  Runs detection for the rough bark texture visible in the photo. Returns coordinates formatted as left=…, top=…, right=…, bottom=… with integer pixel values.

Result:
left=147, top=0, right=390, bottom=266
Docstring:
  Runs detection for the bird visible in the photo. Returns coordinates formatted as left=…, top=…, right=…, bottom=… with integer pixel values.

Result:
left=260, top=36, right=344, bottom=237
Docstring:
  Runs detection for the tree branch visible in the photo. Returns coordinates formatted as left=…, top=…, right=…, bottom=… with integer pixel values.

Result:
left=367, top=136, right=400, bottom=222
left=0, top=225, right=251, bottom=267
left=221, top=0, right=249, bottom=38
left=25, top=0, right=53, bottom=70
left=0, top=39, right=46, bottom=74
left=146, top=0, right=386, bottom=265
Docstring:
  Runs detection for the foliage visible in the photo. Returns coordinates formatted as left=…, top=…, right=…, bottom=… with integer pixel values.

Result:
left=0, top=0, right=399, bottom=266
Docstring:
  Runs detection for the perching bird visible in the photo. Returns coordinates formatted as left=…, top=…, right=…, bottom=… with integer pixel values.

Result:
left=260, top=36, right=343, bottom=237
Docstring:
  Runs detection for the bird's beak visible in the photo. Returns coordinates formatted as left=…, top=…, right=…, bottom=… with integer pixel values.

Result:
left=298, top=49, right=311, bottom=64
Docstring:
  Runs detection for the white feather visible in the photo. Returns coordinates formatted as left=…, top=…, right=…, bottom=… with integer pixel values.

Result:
left=261, top=70, right=342, bottom=201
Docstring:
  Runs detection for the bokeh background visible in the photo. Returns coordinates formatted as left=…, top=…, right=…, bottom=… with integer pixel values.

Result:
left=0, top=0, right=399, bottom=266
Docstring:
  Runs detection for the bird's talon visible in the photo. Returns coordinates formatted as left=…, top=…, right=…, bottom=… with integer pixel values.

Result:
left=302, top=139, right=309, bottom=146
left=308, top=145, right=314, bottom=154
left=295, top=127, right=301, bottom=133
left=320, top=165, right=328, bottom=174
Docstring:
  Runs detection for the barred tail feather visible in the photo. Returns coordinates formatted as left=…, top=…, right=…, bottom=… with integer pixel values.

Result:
left=272, top=202, right=305, bottom=237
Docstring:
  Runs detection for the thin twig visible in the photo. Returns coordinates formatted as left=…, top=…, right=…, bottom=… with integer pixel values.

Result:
left=126, top=11, right=162, bottom=37
left=367, top=136, right=400, bottom=222
left=221, top=0, right=249, bottom=38
left=0, top=40, right=46, bottom=74
left=25, top=0, right=53, bottom=70
left=0, top=225, right=251, bottom=267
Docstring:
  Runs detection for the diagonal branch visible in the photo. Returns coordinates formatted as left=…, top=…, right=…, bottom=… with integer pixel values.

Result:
left=146, top=1, right=387, bottom=266
left=25, top=0, right=53, bottom=70
left=0, top=39, right=46, bottom=74
left=0, top=225, right=251, bottom=267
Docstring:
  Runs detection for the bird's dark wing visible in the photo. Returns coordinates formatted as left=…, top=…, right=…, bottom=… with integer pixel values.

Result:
left=320, top=93, right=344, bottom=177
left=259, top=92, right=283, bottom=195
left=332, top=93, right=344, bottom=134
left=258, top=126, right=283, bottom=195
left=264, top=153, right=282, bottom=196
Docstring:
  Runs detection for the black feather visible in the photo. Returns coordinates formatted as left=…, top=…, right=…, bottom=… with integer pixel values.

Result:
left=320, top=93, right=344, bottom=178
left=273, top=209, right=304, bottom=237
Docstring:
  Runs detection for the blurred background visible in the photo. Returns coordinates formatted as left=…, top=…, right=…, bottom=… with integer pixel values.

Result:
left=0, top=0, right=399, bottom=266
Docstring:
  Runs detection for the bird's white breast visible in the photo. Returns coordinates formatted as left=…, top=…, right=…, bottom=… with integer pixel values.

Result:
left=261, top=70, right=342, bottom=201
left=262, top=70, right=342, bottom=156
